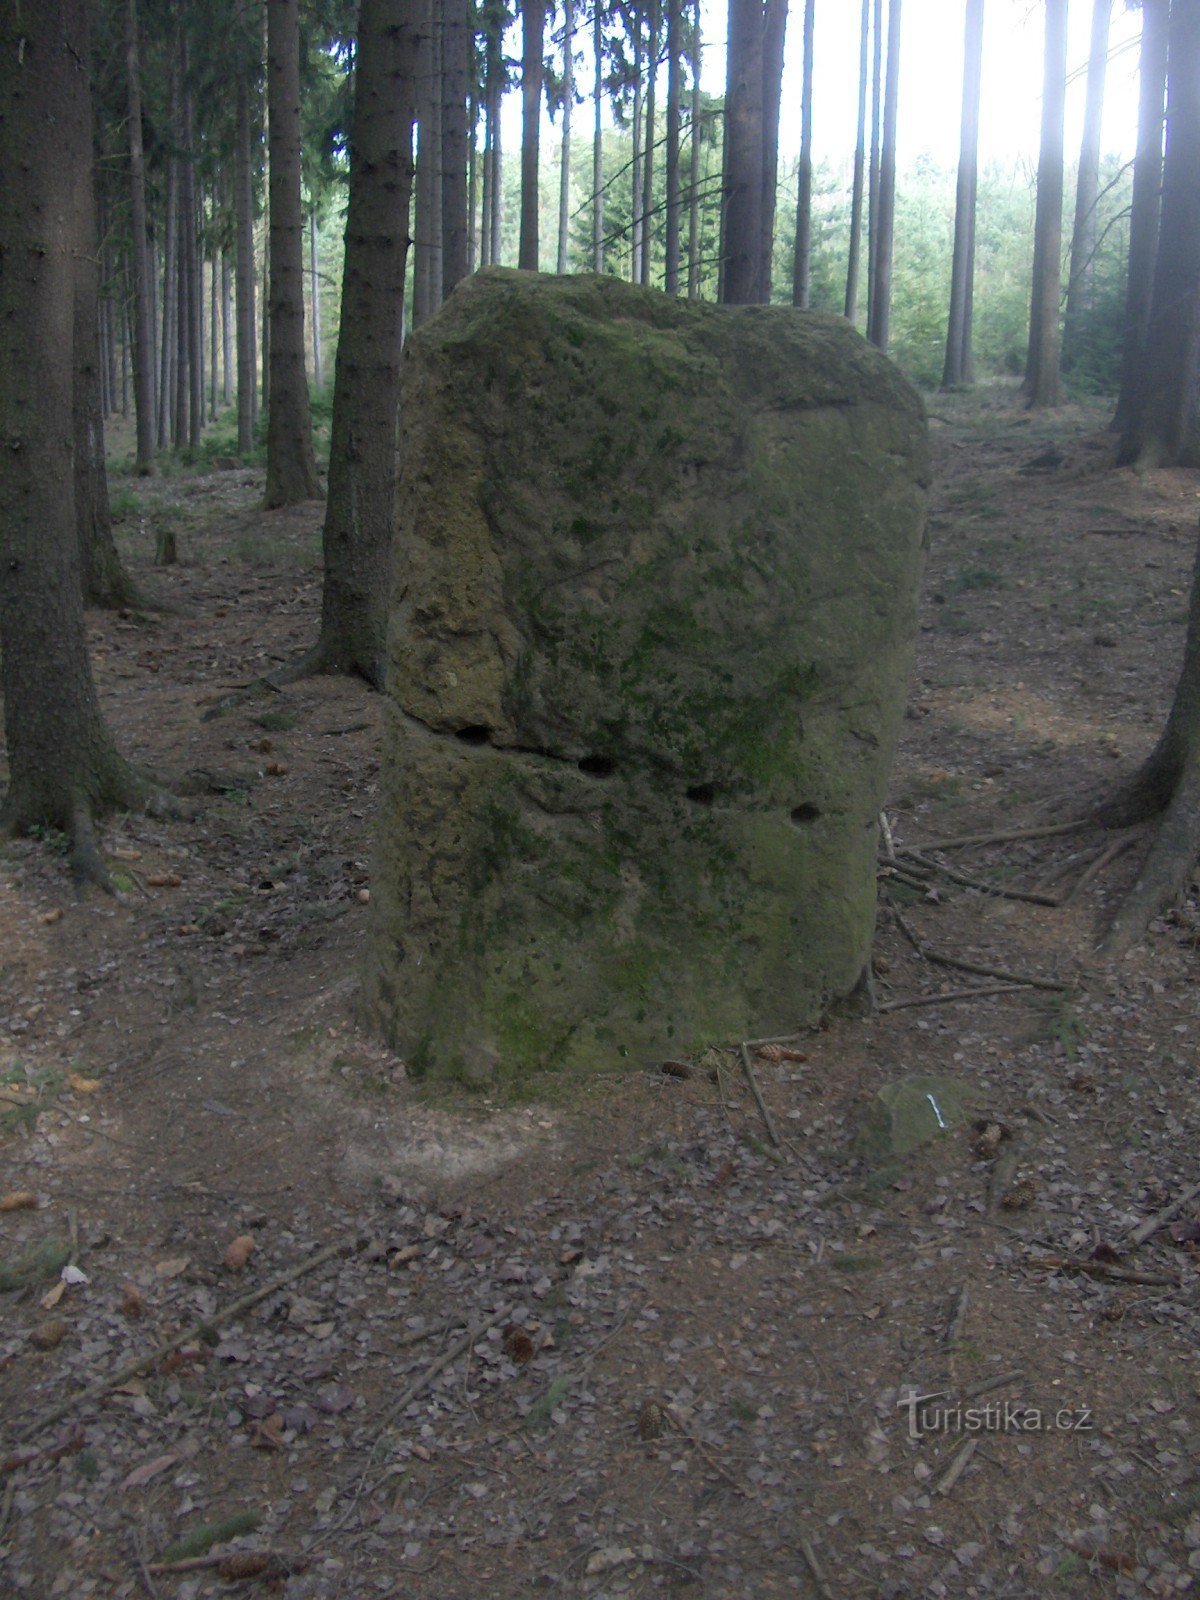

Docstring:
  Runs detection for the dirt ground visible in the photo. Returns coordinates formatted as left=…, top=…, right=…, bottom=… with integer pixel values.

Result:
left=3, top=386, right=1200, bottom=1599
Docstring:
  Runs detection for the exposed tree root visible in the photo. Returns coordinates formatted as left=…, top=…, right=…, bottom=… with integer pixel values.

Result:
left=200, top=635, right=383, bottom=722
left=1098, top=750, right=1200, bottom=957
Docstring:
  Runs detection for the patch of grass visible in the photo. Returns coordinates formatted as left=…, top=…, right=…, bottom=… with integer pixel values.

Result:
left=254, top=710, right=298, bottom=733
left=28, top=823, right=69, bottom=856
left=935, top=607, right=975, bottom=635
left=952, top=566, right=1010, bottom=592
left=160, top=1512, right=262, bottom=1564
left=0, top=1236, right=72, bottom=1291
left=1038, top=996, right=1085, bottom=1061
left=829, top=1253, right=881, bottom=1273
left=109, top=486, right=143, bottom=522
left=1, top=1062, right=64, bottom=1136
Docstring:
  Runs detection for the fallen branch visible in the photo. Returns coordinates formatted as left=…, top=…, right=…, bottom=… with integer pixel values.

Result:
left=900, top=820, right=1090, bottom=853
left=902, top=850, right=1062, bottom=906
left=13, top=1240, right=352, bottom=1443
left=795, top=1535, right=836, bottom=1600
left=935, top=1437, right=978, bottom=1497
left=943, top=1285, right=969, bottom=1348
left=1129, top=1179, right=1200, bottom=1249
left=878, top=982, right=1032, bottom=1014
left=737, top=1042, right=782, bottom=1150
left=885, top=900, right=1069, bottom=991
left=961, top=1368, right=1024, bottom=1401
left=375, top=1308, right=509, bottom=1433
left=1030, top=1255, right=1178, bottom=1287
left=147, top=1551, right=307, bottom=1578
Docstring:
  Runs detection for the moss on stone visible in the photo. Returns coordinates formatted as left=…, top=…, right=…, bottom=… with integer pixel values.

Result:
left=363, top=270, right=929, bottom=1080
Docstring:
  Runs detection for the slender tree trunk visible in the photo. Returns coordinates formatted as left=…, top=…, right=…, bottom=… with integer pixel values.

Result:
left=467, top=91, right=478, bottom=270
left=158, top=157, right=177, bottom=448
left=686, top=0, right=701, bottom=297
left=631, top=16, right=644, bottom=281
left=942, top=0, right=984, bottom=388
left=1114, top=0, right=1168, bottom=432
left=663, top=0, right=681, bottom=292
left=558, top=0, right=575, bottom=274
left=125, top=0, right=155, bottom=472
left=1117, top=0, right=1200, bottom=467
left=264, top=0, right=323, bottom=505
left=791, top=0, right=814, bottom=307
left=520, top=0, right=546, bottom=269
left=757, top=0, right=786, bottom=303
left=222, top=249, right=233, bottom=405
left=413, top=0, right=443, bottom=322
left=0, top=0, right=151, bottom=867
left=489, top=75, right=502, bottom=264
left=593, top=0, right=604, bottom=271
left=178, top=36, right=202, bottom=450
left=261, top=220, right=271, bottom=416
left=120, top=287, right=131, bottom=417
left=442, top=0, right=471, bottom=292
left=866, top=0, right=882, bottom=331
left=310, top=210, right=323, bottom=387
left=641, top=0, right=657, bottom=287
left=148, top=223, right=160, bottom=423
left=868, top=0, right=900, bottom=349
left=235, top=74, right=257, bottom=454
left=1063, top=0, right=1112, bottom=371
left=318, top=0, right=419, bottom=685
left=173, top=141, right=189, bottom=450
left=844, top=0, right=869, bottom=321
left=210, top=216, right=219, bottom=419
left=77, top=166, right=136, bottom=608
left=1023, top=0, right=1068, bottom=407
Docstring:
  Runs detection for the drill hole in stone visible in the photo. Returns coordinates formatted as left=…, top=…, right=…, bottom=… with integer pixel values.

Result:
left=455, top=726, right=491, bottom=746
left=790, top=803, right=821, bottom=825
left=685, top=783, right=717, bottom=806
left=578, top=755, right=617, bottom=778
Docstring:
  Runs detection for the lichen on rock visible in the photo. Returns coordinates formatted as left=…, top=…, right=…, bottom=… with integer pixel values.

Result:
left=362, top=269, right=930, bottom=1083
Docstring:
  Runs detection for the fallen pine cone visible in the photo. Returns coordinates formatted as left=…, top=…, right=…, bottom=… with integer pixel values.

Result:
left=636, top=1398, right=666, bottom=1440
left=502, top=1326, right=535, bottom=1365
left=1001, top=1178, right=1036, bottom=1211
left=755, top=1044, right=807, bottom=1063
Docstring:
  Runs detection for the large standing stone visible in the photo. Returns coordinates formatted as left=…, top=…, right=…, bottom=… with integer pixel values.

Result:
left=362, top=270, right=929, bottom=1081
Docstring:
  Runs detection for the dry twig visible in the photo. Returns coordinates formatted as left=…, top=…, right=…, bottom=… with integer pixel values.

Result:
left=879, top=982, right=1031, bottom=1014
left=935, top=1437, right=978, bottom=1496
left=1129, top=1179, right=1200, bottom=1249
left=737, top=1042, right=782, bottom=1150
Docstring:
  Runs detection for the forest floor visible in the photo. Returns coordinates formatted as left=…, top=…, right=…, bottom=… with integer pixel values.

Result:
left=3, top=385, right=1200, bottom=1600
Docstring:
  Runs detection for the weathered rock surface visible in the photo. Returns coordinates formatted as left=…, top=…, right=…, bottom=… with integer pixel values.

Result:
left=362, top=269, right=929, bottom=1081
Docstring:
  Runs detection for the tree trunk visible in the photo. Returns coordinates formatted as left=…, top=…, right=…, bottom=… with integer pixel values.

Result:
left=125, top=0, right=155, bottom=473
left=0, top=0, right=153, bottom=871
left=235, top=73, right=258, bottom=455
left=412, top=0, right=443, bottom=323
left=641, top=0, right=657, bottom=287
left=317, top=0, right=419, bottom=686
left=520, top=0, right=546, bottom=269
left=722, top=0, right=765, bottom=304
left=868, top=0, right=900, bottom=350
left=210, top=218, right=219, bottom=419
left=1022, top=0, right=1068, bottom=408
left=757, top=0, right=786, bottom=302
left=77, top=160, right=137, bottom=609
left=1114, top=0, right=1168, bottom=434
left=173, top=136, right=189, bottom=450
left=222, top=249, right=233, bottom=405
left=1063, top=0, right=1112, bottom=371
left=663, top=0, right=681, bottom=292
left=866, top=0, right=882, bottom=331
left=686, top=0, right=702, bottom=297
left=178, top=34, right=203, bottom=450
left=310, top=209, right=323, bottom=388
left=631, top=15, right=644, bottom=281
left=1117, top=0, right=1200, bottom=466
left=158, top=154, right=177, bottom=448
left=264, top=0, right=323, bottom=506
left=844, top=0, right=870, bottom=322
left=442, top=0, right=471, bottom=292
left=557, top=0, right=574, bottom=273
left=594, top=0, right=604, bottom=272
left=941, top=0, right=984, bottom=388
left=791, top=0, right=814, bottom=308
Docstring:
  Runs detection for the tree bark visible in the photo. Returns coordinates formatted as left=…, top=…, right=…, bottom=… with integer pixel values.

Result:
left=641, top=0, right=657, bottom=287
left=663, top=0, right=681, bottom=292
left=866, top=0, right=882, bottom=328
left=441, top=0, right=471, bottom=292
left=264, top=0, right=323, bottom=506
left=941, top=0, right=984, bottom=388
left=867, top=0, right=900, bottom=350
left=557, top=0, right=574, bottom=273
left=686, top=0, right=702, bottom=297
left=1117, top=0, right=1200, bottom=467
left=520, top=0, right=546, bottom=269
left=1114, top=0, right=1168, bottom=434
left=125, top=0, right=155, bottom=473
left=235, top=72, right=258, bottom=455
left=222, top=249, right=233, bottom=405
left=0, top=0, right=157, bottom=873
left=594, top=0, right=604, bottom=272
left=158, top=152, right=177, bottom=448
left=317, top=0, right=419, bottom=686
left=1022, top=0, right=1068, bottom=408
left=721, top=0, right=765, bottom=304
left=631, top=11, right=644, bottom=282
left=310, top=209, right=323, bottom=387
left=791, top=0, right=814, bottom=308
left=412, top=0, right=443, bottom=322
left=844, top=0, right=869, bottom=322
left=1063, top=0, right=1112, bottom=371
